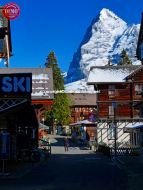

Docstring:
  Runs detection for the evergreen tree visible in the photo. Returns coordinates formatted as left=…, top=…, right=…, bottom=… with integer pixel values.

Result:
left=119, top=49, right=132, bottom=65
left=45, top=51, right=64, bottom=90
left=45, top=51, right=71, bottom=132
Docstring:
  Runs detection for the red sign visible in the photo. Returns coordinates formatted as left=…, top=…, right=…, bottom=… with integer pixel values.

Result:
left=2, top=2, right=20, bottom=20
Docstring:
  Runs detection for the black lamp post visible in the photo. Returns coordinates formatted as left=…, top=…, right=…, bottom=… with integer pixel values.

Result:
left=113, top=102, right=117, bottom=158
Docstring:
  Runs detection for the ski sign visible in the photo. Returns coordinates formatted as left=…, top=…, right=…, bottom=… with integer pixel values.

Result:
left=0, top=73, right=32, bottom=94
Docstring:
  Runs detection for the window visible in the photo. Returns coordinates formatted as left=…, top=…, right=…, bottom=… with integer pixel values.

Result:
left=108, top=85, right=115, bottom=97
left=109, top=105, right=114, bottom=117
left=135, top=84, right=143, bottom=96
left=108, top=123, right=115, bottom=140
left=135, top=84, right=143, bottom=92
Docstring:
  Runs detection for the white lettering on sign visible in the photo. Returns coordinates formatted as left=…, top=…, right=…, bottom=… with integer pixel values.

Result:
left=1, top=76, right=31, bottom=93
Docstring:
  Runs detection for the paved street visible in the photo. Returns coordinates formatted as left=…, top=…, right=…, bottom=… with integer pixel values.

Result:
left=115, top=154, right=143, bottom=190
left=0, top=135, right=127, bottom=190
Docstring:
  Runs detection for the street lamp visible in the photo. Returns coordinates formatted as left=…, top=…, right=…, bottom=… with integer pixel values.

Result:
left=54, top=119, right=57, bottom=135
left=42, top=117, right=45, bottom=125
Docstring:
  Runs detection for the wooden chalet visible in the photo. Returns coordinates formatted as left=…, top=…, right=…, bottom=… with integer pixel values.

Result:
left=68, top=93, right=97, bottom=123
left=68, top=93, right=97, bottom=141
left=87, top=65, right=143, bottom=147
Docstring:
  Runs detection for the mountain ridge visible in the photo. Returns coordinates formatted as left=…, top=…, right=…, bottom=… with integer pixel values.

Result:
left=66, top=8, right=140, bottom=84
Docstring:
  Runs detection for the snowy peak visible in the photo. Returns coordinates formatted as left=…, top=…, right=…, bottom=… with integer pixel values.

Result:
left=99, top=8, right=126, bottom=25
left=97, top=8, right=127, bottom=34
left=100, top=8, right=115, bottom=17
left=66, top=8, right=140, bottom=83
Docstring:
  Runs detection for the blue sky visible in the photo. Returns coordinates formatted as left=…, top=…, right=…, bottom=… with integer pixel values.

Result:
left=1, top=0, right=143, bottom=71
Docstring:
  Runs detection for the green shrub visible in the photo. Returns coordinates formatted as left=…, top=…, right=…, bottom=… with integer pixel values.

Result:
left=97, top=142, right=111, bottom=157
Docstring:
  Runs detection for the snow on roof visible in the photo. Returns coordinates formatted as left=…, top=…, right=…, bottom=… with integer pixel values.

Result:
left=125, top=65, right=143, bottom=80
left=87, top=66, right=139, bottom=84
left=65, top=79, right=96, bottom=93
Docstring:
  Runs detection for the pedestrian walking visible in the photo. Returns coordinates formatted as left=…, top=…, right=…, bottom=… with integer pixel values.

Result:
left=64, top=137, right=69, bottom=152
left=47, top=137, right=51, bottom=153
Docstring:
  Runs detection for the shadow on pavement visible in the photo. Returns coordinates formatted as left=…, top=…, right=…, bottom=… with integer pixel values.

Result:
left=0, top=151, right=128, bottom=190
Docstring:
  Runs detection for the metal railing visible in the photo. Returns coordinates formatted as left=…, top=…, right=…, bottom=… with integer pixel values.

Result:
left=110, top=147, right=141, bottom=156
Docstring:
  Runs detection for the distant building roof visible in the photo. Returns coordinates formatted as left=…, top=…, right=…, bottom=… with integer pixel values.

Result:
left=0, top=68, right=54, bottom=100
left=87, top=65, right=140, bottom=84
left=67, top=93, right=96, bottom=106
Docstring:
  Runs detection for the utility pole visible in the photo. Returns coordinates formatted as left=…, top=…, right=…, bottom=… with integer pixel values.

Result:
left=113, top=102, right=117, bottom=158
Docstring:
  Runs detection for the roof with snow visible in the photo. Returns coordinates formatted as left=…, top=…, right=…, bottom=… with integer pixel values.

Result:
left=65, top=79, right=96, bottom=93
left=87, top=65, right=140, bottom=84
left=125, top=65, right=143, bottom=80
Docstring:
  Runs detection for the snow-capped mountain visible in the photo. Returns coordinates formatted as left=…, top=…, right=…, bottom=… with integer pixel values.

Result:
left=66, top=8, right=140, bottom=83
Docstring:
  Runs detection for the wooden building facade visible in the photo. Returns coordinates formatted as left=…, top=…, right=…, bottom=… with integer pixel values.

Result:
left=68, top=93, right=97, bottom=141
left=68, top=93, right=97, bottom=123
left=87, top=65, right=143, bottom=147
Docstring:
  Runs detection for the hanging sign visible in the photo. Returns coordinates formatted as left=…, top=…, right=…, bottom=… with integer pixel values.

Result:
left=2, top=2, right=20, bottom=20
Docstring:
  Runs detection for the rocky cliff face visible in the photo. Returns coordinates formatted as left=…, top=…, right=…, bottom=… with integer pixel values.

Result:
left=66, top=8, right=140, bottom=83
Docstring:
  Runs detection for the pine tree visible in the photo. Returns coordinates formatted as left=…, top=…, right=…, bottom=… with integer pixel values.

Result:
left=45, top=51, right=71, bottom=133
left=119, top=49, right=132, bottom=65
left=45, top=51, right=64, bottom=90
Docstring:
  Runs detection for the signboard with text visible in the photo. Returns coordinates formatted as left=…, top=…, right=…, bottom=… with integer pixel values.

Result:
left=0, top=73, right=32, bottom=95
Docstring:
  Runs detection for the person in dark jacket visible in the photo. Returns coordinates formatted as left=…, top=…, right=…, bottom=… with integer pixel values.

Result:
left=64, top=137, right=69, bottom=152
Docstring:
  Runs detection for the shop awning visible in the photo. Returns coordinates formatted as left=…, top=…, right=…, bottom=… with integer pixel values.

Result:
left=126, top=122, right=143, bottom=129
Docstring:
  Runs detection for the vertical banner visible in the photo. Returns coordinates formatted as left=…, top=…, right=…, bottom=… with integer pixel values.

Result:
left=0, top=132, right=10, bottom=159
